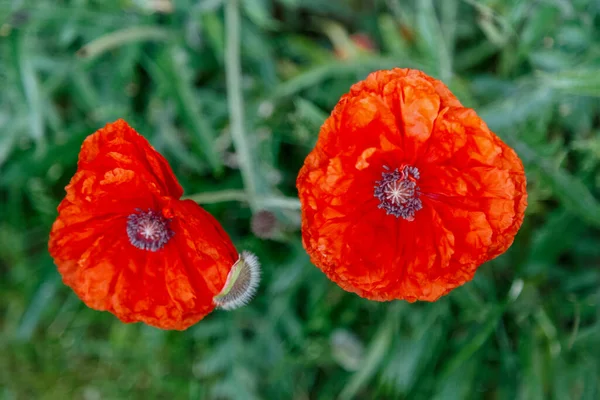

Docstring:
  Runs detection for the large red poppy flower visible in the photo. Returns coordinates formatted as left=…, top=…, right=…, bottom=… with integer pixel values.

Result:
left=296, top=68, right=527, bottom=302
left=49, top=120, right=259, bottom=330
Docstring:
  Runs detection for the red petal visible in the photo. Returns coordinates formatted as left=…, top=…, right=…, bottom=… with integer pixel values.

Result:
left=77, top=119, right=183, bottom=198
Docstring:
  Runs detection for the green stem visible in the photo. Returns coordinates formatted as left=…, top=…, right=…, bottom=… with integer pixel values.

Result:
left=184, top=190, right=301, bottom=210
left=184, top=190, right=247, bottom=204
left=225, top=0, right=259, bottom=211
left=259, top=196, right=301, bottom=210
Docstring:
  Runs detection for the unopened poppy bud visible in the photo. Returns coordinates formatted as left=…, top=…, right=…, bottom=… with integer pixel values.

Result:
left=251, top=210, right=278, bottom=239
left=213, top=251, right=261, bottom=310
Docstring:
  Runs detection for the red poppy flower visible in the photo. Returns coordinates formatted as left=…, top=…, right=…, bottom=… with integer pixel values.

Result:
left=296, top=68, right=527, bottom=302
left=48, top=120, right=260, bottom=330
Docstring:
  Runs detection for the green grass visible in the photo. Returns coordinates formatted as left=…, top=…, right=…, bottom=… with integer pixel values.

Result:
left=1, top=0, right=599, bottom=398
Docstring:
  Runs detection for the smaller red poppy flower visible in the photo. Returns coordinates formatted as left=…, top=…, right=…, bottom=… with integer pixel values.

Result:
left=48, top=120, right=260, bottom=330
left=297, top=68, right=527, bottom=302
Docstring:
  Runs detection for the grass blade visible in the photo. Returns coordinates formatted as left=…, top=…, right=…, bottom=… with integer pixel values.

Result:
left=338, top=306, right=398, bottom=400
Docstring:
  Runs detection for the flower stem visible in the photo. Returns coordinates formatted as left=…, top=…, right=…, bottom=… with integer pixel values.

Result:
left=184, top=190, right=301, bottom=210
left=225, top=0, right=259, bottom=211
left=184, top=190, right=247, bottom=204
left=258, top=196, right=301, bottom=210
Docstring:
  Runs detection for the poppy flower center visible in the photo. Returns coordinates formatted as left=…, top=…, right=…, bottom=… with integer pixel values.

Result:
left=374, top=165, right=423, bottom=221
left=126, top=208, right=174, bottom=251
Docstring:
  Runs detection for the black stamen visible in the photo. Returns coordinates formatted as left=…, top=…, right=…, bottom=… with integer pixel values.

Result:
left=126, top=208, right=174, bottom=251
left=374, top=165, right=423, bottom=220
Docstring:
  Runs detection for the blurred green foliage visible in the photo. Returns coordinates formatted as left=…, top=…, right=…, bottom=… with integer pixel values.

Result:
left=1, top=0, right=600, bottom=399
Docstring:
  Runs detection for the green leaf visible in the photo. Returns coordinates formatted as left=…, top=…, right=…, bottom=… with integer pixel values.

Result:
left=415, top=0, right=454, bottom=81
left=144, top=48, right=223, bottom=174
left=517, top=329, right=547, bottom=400
left=76, top=26, right=170, bottom=59
left=438, top=305, right=504, bottom=380
left=539, top=68, right=600, bottom=97
left=480, top=84, right=600, bottom=228
left=16, top=267, right=60, bottom=341
left=338, top=306, right=398, bottom=400
left=11, top=31, right=46, bottom=156
left=272, top=56, right=431, bottom=99
left=377, top=14, right=410, bottom=56
left=200, top=12, right=225, bottom=64
left=524, top=209, right=585, bottom=274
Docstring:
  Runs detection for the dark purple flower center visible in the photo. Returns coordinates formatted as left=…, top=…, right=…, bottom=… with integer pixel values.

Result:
left=126, top=208, right=174, bottom=251
left=374, top=165, right=423, bottom=221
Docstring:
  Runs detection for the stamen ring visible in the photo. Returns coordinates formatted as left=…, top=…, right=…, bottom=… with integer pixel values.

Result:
left=126, top=208, right=174, bottom=251
left=374, top=165, right=423, bottom=220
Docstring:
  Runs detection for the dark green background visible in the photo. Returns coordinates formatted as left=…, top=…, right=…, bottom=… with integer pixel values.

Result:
left=1, top=0, right=599, bottom=399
